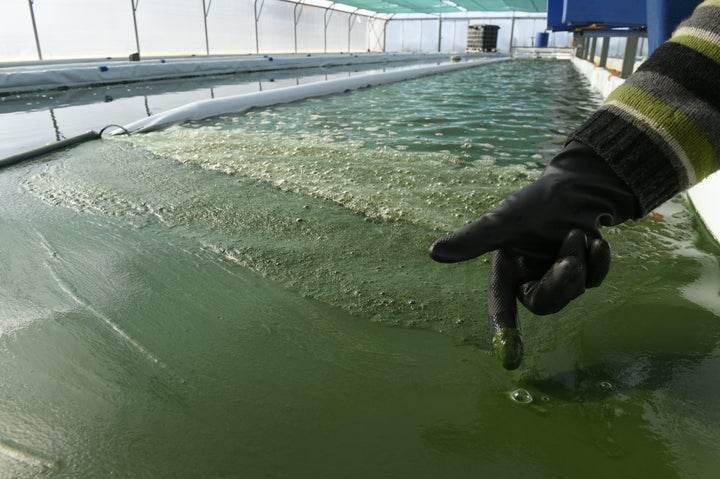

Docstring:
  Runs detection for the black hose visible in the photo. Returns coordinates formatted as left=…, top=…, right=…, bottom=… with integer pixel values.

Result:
left=99, top=124, right=130, bottom=136
left=0, top=130, right=101, bottom=169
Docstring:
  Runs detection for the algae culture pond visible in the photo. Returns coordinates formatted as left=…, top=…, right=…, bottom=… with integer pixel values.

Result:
left=1, top=60, right=719, bottom=478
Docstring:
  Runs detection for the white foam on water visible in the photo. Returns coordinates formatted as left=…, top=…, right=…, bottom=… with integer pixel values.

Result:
left=122, top=127, right=538, bottom=232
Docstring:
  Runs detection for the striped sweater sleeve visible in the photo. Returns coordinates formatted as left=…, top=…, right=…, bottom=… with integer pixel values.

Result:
left=568, top=0, right=720, bottom=215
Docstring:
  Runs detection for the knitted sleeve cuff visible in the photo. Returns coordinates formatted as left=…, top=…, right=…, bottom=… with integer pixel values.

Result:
left=568, top=109, right=683, bottom=217
left=566, top=1, right=720, bottom=216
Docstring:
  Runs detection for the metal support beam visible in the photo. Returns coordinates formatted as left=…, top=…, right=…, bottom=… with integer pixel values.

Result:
left=621, top=36, right=639, bottom=78
left=382, top=14, right=394, bottom=53
left=599, top=37, right=610, bottom=68
left=574, top=29, right=647, bottom=38
left=130, top=0, right=141, bottom=57
left=324, top=3, right=335, bottom=53
left=395, top=14, right=544, bottom=22
left=368, top=15, right=385, bottom=52
left=202, top=0, right=213, bottom=55
left=576, top=37, right=584, bottom=58
left=589, top=37, right=597, bottom=63
left=254, top=0, right=265, bottom=54
left=509, top=13, right=516, bottom=53
left=293, top=1, right=304, bottom=54
left=348, top=9, right=359, bottom=53
left=437, top=14, right=442, bottom=53
left=28, top=0, right=43, bottom=60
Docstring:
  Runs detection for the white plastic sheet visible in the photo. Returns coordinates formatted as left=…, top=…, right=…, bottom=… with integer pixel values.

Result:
left=0, top=53, right=466, bottom=95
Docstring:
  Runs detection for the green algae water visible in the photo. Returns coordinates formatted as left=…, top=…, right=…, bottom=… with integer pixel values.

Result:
left=1, top=60, right=720, bottom=478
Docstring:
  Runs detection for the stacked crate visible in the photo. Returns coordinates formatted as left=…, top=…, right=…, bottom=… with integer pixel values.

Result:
left=466, top=24, right=500, bottom=52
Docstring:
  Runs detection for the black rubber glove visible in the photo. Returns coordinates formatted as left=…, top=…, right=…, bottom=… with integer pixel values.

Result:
left=428, top=141, right=640, bottom=370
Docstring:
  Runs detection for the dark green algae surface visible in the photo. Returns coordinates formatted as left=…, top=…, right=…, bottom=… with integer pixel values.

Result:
left=1, top=60, right=719, bottom=478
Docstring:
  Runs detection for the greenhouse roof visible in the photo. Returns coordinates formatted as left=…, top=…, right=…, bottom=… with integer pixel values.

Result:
left=333, top=0, right=547, bottom=14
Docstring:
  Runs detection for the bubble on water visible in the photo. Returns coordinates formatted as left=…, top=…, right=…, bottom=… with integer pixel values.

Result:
left=510, top=388, right=533, bottom=404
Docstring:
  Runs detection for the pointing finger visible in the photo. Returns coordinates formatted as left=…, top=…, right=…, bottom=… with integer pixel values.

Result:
left=428, top=212, right=512, bottom=263
left=487, top=250, right=524, bottom=370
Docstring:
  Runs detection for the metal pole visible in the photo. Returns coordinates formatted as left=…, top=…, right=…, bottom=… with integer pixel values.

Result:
left=28, top=0, right=43, bottom=60
left=324, top=3, right=335, bottom=53
left=375, top=15, right=388, bottom=52
left=586, top=37, right=592, bottom=59
left=437, top=15, right=442, bottom=53
left=383, top=15, right=393, bottom=53
left=585, top=37, right=592, bottom=60
left=202, top=0, right=212, bottom=55
left=508, top=11, right=515, bottom=53
left=254, top=0, right=265, bottom=54
left=348, top=9, right=359, bottom=53
left=368, top=15, right=382, bottom=52
left=599, top=37, right=610, bottom=68
left=131, top=0, right=141, bottom=57
left=621, top=36, right=639, bottom=78
left=293, top=2, right=302, bottom=54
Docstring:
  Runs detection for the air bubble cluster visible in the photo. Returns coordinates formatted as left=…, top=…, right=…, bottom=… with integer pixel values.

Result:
left=510, top=388, right=533, bottom=404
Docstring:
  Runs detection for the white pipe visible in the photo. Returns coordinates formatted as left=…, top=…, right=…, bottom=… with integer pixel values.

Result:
left=119, top=58, right=510, bottom=133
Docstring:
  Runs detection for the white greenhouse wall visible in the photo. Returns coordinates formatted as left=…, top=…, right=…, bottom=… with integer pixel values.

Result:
left=0, top=0, right=571, bottom=60
left=385, top=16, right=571, bottom=53
left=137, top=0, right=207, bottom=56
left=0, top=0, right=380, bottom=61
left=206, top=1, right=257, bottom=55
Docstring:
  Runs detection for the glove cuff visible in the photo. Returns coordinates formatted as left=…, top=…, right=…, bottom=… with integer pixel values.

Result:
left=568, top=109, right=684, bottom=216
left=547, top=141, right=642, bottom=224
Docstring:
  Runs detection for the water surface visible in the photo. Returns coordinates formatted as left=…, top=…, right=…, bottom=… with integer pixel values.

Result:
left=1, top=60, right=719, bottom=478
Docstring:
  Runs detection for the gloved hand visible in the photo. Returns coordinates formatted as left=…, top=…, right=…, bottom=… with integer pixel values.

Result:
left=428, top=141, right=640, bottom=370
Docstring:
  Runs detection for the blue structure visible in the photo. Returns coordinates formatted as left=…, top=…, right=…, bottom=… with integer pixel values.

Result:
left=547, top=0, right=701, bottom=54
left=547, top=0, right=646, bottom=31
left=646, top=0, right=700, bottom=53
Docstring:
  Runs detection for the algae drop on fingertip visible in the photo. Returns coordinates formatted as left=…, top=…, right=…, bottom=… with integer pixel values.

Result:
left=492, top=326, right=524, bottom=370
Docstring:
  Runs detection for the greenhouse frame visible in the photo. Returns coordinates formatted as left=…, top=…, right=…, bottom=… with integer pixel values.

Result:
left=2, top=0, right=560, bottom=62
